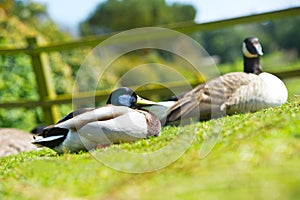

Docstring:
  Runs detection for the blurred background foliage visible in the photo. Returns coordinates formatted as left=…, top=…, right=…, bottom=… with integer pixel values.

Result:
left=0, top=0, right=299, bottom=130
left=79, top=0, right=196, bottom=35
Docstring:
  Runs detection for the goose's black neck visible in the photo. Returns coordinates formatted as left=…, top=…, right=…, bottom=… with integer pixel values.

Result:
left=243, top=56, right=262, bottom=75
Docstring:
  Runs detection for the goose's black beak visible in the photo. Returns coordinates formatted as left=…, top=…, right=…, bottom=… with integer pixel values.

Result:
left=254, top=43, right=263, bottom=56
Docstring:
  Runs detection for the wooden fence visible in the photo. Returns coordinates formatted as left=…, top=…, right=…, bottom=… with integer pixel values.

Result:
left=0, top=7, right=299, bottom=125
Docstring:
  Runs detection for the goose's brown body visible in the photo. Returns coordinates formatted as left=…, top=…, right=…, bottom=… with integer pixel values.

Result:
left=163, top=37, right=288, bottom=124
left=166, top=71, right=287, bottom=123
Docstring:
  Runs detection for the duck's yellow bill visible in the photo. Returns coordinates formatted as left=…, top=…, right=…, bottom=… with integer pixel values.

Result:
left=136, top=95, right=157, bottom=106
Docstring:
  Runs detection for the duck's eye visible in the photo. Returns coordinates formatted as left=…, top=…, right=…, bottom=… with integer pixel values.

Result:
left=130, top=96, right=137, bottom=104
left=42, top=129, right=48, bottom=137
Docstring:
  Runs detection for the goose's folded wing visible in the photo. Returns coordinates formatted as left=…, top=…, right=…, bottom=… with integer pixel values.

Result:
left=166, top=72, right=255, bottom=122
left=166, top=84, right=219, bottom=122
left=55, top=105, right=133, bottom=129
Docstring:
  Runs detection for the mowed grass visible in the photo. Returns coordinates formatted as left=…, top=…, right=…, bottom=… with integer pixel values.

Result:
left=1, top=96, right=300, bottom=200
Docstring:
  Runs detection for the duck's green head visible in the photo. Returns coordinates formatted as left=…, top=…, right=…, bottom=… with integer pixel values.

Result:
left=106, top=87, right=157, bottom=108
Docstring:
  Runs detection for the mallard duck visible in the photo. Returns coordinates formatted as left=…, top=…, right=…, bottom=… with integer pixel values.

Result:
left=150, top=37, right=288, bottom=125
left=32, top=87, right=161, bottom=154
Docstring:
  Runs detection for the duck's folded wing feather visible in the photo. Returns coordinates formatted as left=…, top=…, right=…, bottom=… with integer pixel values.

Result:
left=32, top=135, right=66, bottom=149
left=77, top=111, right=148, bottom=144
left=55, top=105, right=133, bottom=129
left=56, top=108, right=95, bottom=124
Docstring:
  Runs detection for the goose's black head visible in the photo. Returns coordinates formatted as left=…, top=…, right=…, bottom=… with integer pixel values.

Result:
left=243, top=37, right=263, bottom=74
left=106, top=87, right=157, bottom=108
left=242, top=37, right=263, bottom=58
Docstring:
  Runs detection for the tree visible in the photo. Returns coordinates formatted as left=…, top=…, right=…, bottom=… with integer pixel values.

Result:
left=79, top=0, right=196, bottom=36
left=262, top=17, right=300, bottom=54
left=194, top=16, right=300, bottom=64
left=9, top=0, right=70, bottom=41
left=0, top=0, right=75, bottom=130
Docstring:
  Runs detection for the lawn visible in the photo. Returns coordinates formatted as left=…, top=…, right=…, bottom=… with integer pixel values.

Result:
left=1, top=96, right=300, bottom=200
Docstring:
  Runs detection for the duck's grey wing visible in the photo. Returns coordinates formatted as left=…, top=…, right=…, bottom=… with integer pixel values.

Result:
left=166, top=72, right=254, bottom=122
left=55, top=108, right=95, bottom=124
left=54, top=105, right=133, bottom=130
left=39, top=108, right=96, bottom=136
left=76, top=111, right=149, bottom=144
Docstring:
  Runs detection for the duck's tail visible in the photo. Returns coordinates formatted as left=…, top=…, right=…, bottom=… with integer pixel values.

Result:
left=32, top=127, right=68, bottom=149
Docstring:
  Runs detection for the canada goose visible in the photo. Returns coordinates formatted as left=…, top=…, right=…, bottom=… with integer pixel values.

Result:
left=32, top=87, right=161, bottom=154
left=152, top=37, right=288, bottom=125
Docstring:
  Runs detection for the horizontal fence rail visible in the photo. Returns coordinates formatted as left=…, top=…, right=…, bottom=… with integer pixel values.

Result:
left=0, top=7, right=299, bottom=124
left=0, top=69, right=299, bottom=108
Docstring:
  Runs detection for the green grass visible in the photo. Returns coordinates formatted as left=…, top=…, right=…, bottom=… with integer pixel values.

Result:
left=1, top=97, right=300, bottom=200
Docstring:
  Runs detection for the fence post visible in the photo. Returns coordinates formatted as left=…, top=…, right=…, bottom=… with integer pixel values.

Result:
left=26, top=37, right=60, bottom=125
